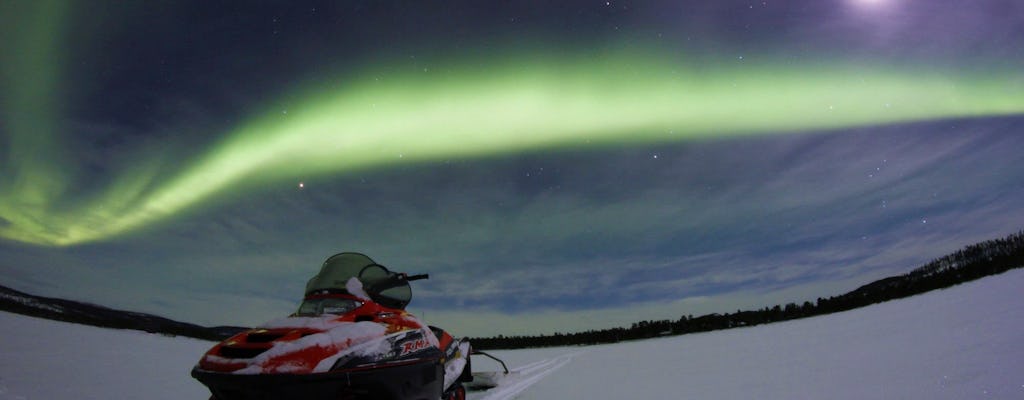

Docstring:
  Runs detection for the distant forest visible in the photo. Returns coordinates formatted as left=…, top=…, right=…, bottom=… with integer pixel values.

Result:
left=470, top=230, right=1024, bottom=350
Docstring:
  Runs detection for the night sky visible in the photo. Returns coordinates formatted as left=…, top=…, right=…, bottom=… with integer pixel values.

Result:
left=2, top=0, right=1023, bottom=336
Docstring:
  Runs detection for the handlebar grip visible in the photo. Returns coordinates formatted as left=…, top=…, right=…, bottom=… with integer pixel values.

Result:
left=405, top=274, right=430, bottom=281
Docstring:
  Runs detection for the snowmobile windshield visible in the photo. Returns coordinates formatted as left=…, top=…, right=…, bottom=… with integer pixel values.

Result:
left=305, top=253, right=377, bottom=294
left=296, top=297, right=362, bottom=316
left=305, top=252, right=414, bottom=309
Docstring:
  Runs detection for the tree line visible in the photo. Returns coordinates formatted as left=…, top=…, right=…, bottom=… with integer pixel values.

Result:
left=470, top=230, right=1024, bottom=350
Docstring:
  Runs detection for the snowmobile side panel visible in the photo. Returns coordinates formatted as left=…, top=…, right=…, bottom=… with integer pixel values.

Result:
left=192, top=358, right=443, bottom=400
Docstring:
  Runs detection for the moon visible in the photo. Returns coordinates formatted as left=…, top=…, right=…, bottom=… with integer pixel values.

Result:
left=848, top=0, right=893, bottom=11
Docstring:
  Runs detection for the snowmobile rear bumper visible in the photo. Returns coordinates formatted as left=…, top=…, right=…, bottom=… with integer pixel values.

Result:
left=192, top=359, right=443, bottom=400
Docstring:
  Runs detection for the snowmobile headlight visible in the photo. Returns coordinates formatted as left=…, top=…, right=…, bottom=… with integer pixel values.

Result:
left=297, top=298, right=362, bottom=316
left=322, top=299, right=362, bottom=315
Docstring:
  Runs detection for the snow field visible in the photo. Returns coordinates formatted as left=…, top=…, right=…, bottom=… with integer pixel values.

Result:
left=0, top=312, right=211, bottom=400
left=1, top=269, right=1022, bottom=399
left=469, top=353, right=577, bottom=400
left=475, top=269, right=1024, bottom=399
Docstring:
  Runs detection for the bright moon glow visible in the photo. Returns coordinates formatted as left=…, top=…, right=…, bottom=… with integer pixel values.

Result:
left=1, top=12, right=1023, bottom=248
left=848, top=0, right=893, bottom=11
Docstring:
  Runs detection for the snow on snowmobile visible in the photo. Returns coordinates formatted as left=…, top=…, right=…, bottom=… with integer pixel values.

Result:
left=192, top=252, right=496, bottom=400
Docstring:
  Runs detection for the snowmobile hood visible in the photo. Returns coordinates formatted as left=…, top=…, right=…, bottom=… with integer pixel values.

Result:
left=196, top=307, right=440, bottom=375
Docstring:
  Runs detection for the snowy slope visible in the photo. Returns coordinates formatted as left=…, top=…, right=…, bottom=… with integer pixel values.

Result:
left=471, top=269, right=1024, bottom=400
left=1, top=270, right=1022, bottom=400
left=0, top=313, right=212, bottom=400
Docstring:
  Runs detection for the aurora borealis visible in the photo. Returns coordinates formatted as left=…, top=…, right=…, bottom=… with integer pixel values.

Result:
left=4, top=54, right=1022, bottom=246
left=2, top=0, right=1023, bottom=336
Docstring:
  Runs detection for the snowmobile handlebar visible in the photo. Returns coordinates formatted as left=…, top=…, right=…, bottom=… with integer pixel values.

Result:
left=404, top=273, right=430, bottom=281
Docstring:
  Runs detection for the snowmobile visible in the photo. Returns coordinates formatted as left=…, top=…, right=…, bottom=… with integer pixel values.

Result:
left=192, top=252, right=500, bottom=400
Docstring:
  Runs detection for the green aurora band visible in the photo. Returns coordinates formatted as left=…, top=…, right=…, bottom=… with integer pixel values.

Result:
left=1, top=7, right=1022, bottom=247
left=0, top=0, right=72, bottom=243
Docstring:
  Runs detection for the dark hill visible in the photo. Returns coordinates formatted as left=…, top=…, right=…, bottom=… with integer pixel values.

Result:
left=0, top=285, right=246, bottom=341
left=472, top=229, right=1024, bottom=349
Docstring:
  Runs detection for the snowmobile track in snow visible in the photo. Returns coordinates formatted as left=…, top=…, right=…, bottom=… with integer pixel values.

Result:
left=470, top=352, right=579, bottom=400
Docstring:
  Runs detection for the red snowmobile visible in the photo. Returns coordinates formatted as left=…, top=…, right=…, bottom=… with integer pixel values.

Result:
left=192, top=252, right=499, bottom=400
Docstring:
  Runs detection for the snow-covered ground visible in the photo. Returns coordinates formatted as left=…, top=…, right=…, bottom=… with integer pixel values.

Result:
left=2, top=269, right=1022, bottom=400
left=0, top=312, right=211, bottom=400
